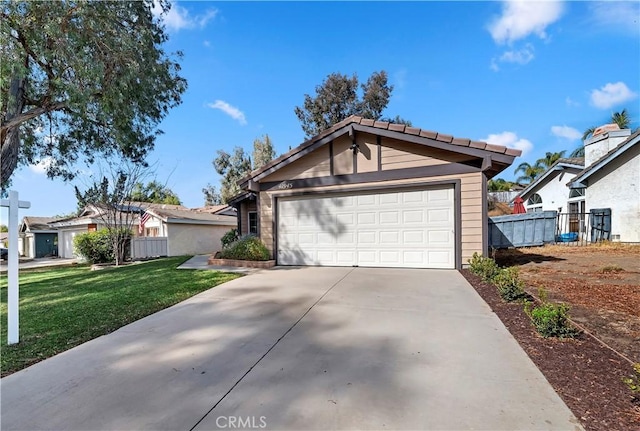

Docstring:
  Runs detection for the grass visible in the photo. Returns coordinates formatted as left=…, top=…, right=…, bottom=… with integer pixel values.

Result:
left=0, top=257, right=240, bottom=376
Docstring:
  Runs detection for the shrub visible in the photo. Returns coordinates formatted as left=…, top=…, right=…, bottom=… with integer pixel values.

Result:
left=74, top=229, right=114, bottom=263
left=219, top=235, right=270, bottom=261
left=622, top=363, right=640, bottom=395
left=493, top=267, right=526, bottom=302
left=468, top=252, right=499, bottom=282
left=221, top=228, right=239, bottom=249
left=525, top=293, right=579, bottom=339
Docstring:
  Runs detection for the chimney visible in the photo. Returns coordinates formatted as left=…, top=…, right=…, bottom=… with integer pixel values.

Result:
left=584, top=124, right=631, bottom=167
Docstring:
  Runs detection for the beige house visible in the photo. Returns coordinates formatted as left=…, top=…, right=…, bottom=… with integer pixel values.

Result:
left=233, top=116, right=520, bottom=269
left=139, top=206, right=236, bottom=256
left=51, top=203, right=236, bottom=258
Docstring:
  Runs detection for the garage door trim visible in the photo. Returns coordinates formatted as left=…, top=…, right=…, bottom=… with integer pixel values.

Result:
left=272, top=179, right=462, bottom=269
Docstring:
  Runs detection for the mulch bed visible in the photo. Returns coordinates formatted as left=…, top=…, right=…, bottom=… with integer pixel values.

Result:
left=460, top=269, right=640, bottom=431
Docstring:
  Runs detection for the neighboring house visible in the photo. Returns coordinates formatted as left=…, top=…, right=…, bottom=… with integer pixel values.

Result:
left=193, top=205, right=238, bottom=217
left=18, top=216, right=60, bottom=258
left=515, top=125, right=639, bottom=243
left=231, top=115, right=520, bottom=269
left=569, top=129, right=640, bottom=243
left=139, top=206, right=236, bottom=256
left=50, top=202, right=237, bottom=258
left=516, top=158, right=585, bottom=213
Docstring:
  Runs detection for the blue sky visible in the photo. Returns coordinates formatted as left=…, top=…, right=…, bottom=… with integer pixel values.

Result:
left=5, top=0, right=640, bottom=219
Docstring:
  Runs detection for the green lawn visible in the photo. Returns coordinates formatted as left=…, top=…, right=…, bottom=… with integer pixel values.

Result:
left=0, top=257, right=240, bottom=376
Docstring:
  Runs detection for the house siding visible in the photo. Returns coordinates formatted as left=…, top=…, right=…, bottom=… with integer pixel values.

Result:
left=584, top=143, right=640, bottom=242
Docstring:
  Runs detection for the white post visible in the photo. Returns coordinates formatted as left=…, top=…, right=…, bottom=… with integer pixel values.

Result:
left=1, top=191, right=31, bottom=345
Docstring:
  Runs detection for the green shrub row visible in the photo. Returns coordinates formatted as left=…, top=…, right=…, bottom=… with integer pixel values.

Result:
left=468, top=252, right=577, bottom=339
left=219, top=235, right=270, bottom=261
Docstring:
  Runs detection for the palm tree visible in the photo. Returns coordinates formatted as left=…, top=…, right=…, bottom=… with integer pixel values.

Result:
left=575, top=109, right=633, bottom=157
left=582, top=109, right=631, bottom=141
left=536, top=151, right=566, bottom=168
left=514, top=161, right=545, bottom=184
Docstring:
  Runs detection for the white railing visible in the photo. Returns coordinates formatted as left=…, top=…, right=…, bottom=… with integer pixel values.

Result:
left=131, top=237, right=168, bottom=259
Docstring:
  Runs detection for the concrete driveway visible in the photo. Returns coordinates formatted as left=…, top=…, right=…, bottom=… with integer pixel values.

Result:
left=1, top=267, right=581, bottom=431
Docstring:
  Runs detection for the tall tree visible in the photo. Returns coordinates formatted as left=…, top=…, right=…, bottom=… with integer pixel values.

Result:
left=213, top=147, right=252, bottom=204
left=75, top=160, right=151, bottom=265
left=514, top=162, right=545, bottom=184
left=294, top=71, right=394, bottom=138
left=129, top=181, right=181, bottom=205
left=252, top=134, right=276, bottom=170
left=1, top=1, right=186, bottom=190
left=487, top=178, right=513, bottom=192
left=536, top=151, right=566, bottom=168
left=202, top=183, right=223, bottom=206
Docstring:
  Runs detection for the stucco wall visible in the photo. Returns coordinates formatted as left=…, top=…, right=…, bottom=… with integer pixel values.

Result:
left=524, top=171, right=579, bottom=213
left=584, top=144, right=640, bottom=242
left=166, top=223, right=236, bottom=256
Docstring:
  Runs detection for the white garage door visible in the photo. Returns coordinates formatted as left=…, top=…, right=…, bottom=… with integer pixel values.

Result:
left=277, top=187, right=455, bottom=269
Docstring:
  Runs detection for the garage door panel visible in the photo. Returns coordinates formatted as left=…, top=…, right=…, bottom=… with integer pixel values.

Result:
left=357, top=212, right=377, bottom=224
left=403, top=230, right=424, bottom=244
left=380, top=231, right=400, bottom=244
left=403, top=210, right=424, bottom=224
left=277, top=186, right=455, bottom=269
left=379, top=211, right=399, bottom=224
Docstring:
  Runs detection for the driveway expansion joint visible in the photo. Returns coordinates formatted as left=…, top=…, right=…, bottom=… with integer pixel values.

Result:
left=188, top=268, right=356, bottom=431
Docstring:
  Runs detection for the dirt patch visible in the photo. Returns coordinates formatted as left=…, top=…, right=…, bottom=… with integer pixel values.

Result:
left=461, top=269, right=640, bottom=431
left=495, top=244, right=640, bottom=362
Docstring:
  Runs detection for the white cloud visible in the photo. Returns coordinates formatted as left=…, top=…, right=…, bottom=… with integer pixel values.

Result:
left=565, top=97, right=580, bottom=107
left=482, top=131, right=533, bottom=156
left=152, top=1, right=217, bottom=32
left=587, top=2, right=640, bottom=36
left=207, top=100, right=247, bottom=125
left=589, top=82, right=637, bottom=109
left=491, top=43, right=535, bottom=71
left=551, top=125, right=581, bottom=141
left=499, top=44, right=535, bottom=64
left=488, top=1, right=564, bottom=45
left=29, top=157, right=55, bottom=175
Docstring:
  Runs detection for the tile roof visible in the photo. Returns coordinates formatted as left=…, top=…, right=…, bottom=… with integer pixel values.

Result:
left=147, top=207, right=236, bottom=224
left=311, top=115, right=522, bottom=156
left=241, top=115, right=522, bottom=184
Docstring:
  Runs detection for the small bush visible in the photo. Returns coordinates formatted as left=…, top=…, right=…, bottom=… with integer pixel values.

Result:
left=74, top=229, right=114, bottom=263
left=622, top=363, right=640, bottom=395
left=219, top=235, right=270, bottom=261
left=525, top=297, right=579, bottom=339
left=468, top=252, right=499, bottom=282
left=221, top=228, right=239, bottom=249
left=493, top=267, right=526, bottom=302
left=598, top=264, right=624, bottom=274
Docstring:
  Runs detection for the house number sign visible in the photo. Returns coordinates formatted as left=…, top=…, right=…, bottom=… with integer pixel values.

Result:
left=277, top=181, right=293, bottom=190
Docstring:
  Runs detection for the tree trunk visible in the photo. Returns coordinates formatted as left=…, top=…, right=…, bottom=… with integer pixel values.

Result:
left=1, top=78, right=26, bottom=189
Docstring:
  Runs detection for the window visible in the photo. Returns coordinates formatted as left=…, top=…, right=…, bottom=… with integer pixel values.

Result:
left=248, top=211, right=258, bottom=235
left=527, top=193, right=543, bottom=212
left=527, top=194, right=542, bottom=205
left=569, top=188, right=585, bottom=198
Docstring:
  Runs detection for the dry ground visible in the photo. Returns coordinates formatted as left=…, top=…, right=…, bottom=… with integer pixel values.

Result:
left=494, top=243, right=640, bottom=362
